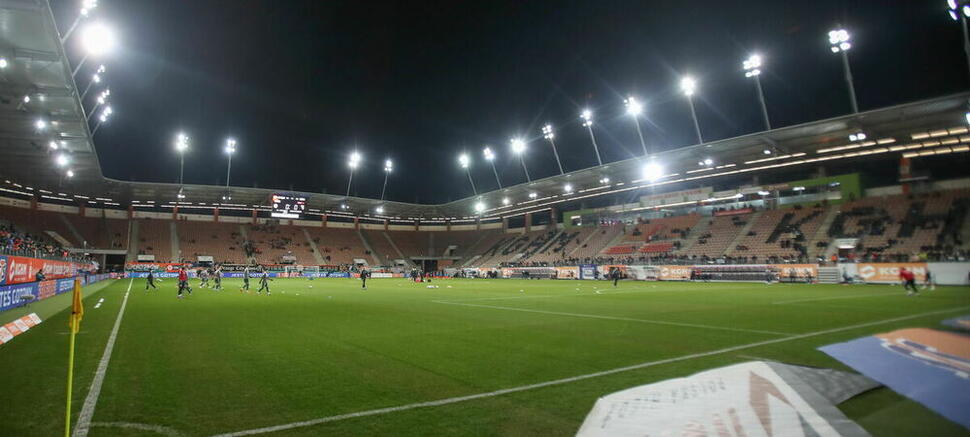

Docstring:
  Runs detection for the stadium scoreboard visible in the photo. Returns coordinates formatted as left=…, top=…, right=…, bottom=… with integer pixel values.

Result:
left=271, top=194, right=306, bottom=219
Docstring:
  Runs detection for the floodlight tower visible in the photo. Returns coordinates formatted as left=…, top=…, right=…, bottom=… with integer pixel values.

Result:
left=223, top=138, right=236, bottom=200
left=541, top=124, right=564, bottom=174
left=946, top=0, right=970, bottom=79
left=828, top=28, right=858, bottom=114
left=80, top=65, right=106, bottom=101
left=86, top=88, right=110, bottom=122
left=90, top=105, right=112, bottom=136
left=624, top=97, right=649, bottom=156
left=380, top=159, right=393, bottom=201
left=73, top=22, right=116, bottom=77
left=174, top=132, right=189, bottom=187
left=483, top=146, right=502, bottom=188
left=61, top=0, right=99, bottom=43
left=458, top=153, right=477, bottom=195
left=680, top=77, right=704, bottom=143
left=510, top=138, right=531, bottom=182
left=580, top=109, right=603, bottom=166
left=346, top=151, right=361, bottom=197
left=743, top=54, right=771, bottom=130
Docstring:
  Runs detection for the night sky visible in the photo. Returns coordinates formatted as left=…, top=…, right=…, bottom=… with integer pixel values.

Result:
left=55, top=0, right=969, bottom=204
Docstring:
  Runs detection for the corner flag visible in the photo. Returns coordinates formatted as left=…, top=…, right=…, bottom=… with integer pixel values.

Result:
left=69, top=278, right=83, bottom=333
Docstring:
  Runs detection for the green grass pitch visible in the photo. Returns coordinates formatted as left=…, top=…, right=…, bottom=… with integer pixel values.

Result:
left=0, top=277, right=968, bottom=436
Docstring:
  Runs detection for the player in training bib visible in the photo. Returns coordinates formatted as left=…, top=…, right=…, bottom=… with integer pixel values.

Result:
left=213, top=266, right=222, bottom=290
left=241, top=267, right=251, bottom=293
left=257, top=270, right=271, bottom=295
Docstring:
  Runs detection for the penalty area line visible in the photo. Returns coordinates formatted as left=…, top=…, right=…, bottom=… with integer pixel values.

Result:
left=72, top=278, right=133, bottom=437
left=209, top=305, right=970, bottom=437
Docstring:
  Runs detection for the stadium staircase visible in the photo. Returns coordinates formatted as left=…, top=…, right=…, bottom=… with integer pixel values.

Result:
left=383, top=232, right=416, bottom=268
left=356, top=229, right=383, bottom=266
left=170, top=221, right=180, bottom=262
left=42, top=230, right=73, bottom=248
left=302, top=228, right=326, bottom=264
left=566, top=227, right=602, bottom=257
left=126, top=220, right=139, bottom=262
left=726, top=210, right=763, bottom=255
left=807, top=206, right=840, bottom=259
left=57, top=214, right=86, bottom=247
left=817, top=266, right=841, bottom=283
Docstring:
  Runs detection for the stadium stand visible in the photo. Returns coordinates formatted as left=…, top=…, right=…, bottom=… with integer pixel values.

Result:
left=727, top=205, right=826, bottom=262
left=136, top=219, right=174, bottom=262
left=65, top=215, right=129, bottom=249
left=246, top=223, right=317, bottom=265
left=176, top=221, right=250, bottom=264
left=303, top=227, right=372, bottom=265
left=678, top=214, right=750, bottom=260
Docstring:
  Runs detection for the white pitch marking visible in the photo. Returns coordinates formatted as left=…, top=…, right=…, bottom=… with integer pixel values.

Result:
left=72, top=279, right=133, bottom=437
left=432, top=300, right=793, bottom=336
left=210, top=305, right=970, bottom=437
left=772, top=292, right=894, bottom=305
left=90, top=421, right=184, bottom=436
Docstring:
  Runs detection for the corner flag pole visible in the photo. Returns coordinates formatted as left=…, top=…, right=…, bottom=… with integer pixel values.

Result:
left=65, top=278, right=84, bottom=437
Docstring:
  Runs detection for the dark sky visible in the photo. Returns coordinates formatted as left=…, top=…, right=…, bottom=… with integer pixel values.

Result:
left=56, top=0, right=968, bottom=204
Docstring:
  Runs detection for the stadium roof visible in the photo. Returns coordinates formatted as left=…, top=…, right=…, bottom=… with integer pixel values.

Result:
left=2, top=2, right=969, bottom=221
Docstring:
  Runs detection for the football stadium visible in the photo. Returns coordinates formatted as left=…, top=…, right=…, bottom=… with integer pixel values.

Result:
left=2, top=1, right=970, bottom=436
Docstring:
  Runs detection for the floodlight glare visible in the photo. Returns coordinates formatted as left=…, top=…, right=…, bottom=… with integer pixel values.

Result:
left=624, top=97, right=643, bottom=116
left=965, top=111, right=970, bottom=125
left=49, top=141, right=59, bottom=150
left=758, top=190, right=771, bottom=196
left=542, top=124, right=554, bottom=140
left=348, top=151, right=361, bottom=169
left=828, top=29, right=851, bottom=53
left=703, top=158, right=714, bottom=166
left=474, top=202, right=485, bottom=213
left=763, top=149, right=772, bottom=155
left=35, top=119, right=47, bottom=130
left=225, top=138, right=237, bottom=154
left=483, top=146, right=495, bottom=161
left=384, top=159, right=393, bottom=172
left=0, top=57, right=7, bottom=69
left=510, top=138, right=526, bottom=154
left=56, top=154, right=69, bottom=167
left=458, top=153, right=470, bottom=168
left=599, top=177, right=610, bottom=184
left=564, top=184, right=573, bottom=193
left=376, top=206, right=384, bottom=214
left=642, top=161, right=664, bottom=182
left=175, top=133, right=189, bottom=152
left=680, top=77, right=696, bottom=96
left=23, top=95, right=31, bottom=104
left=949, top=0, right=958, bottom=9
left=80, top=22, right=117, bottom=56
left=580, top=109, right=593, bottom=127
left=502, top=197, right=510, bottom=205
left=528, top=192, right=538, bottom=199
left=66, top=169, right=75, bottom=178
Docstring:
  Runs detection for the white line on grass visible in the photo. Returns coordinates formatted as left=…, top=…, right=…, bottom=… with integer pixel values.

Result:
left=772, top=292, right=895, bottom=305
left=432, top=300, right=793, bottom=336
left=90, top=421, right=184, bottom=436
left=210, top=305, right=968, bottom=437
left=72, top=278, right=133, bottom=437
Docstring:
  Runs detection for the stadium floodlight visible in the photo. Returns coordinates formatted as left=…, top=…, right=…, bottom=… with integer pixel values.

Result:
left=55, top=154, right=69, bottom=167
left=528, top=192, right=538, bottom=199
left=699, top=158, right=713, bottom=166
left=828, top=28, right=859, bottom=113
left=580, top=109, right=603, bottom=166
left=680, top=76, right=704, bottom=143
left=66, top=169, right=75, bottom=178
left=482, top=146, right=502, bottom=188
left=23, top=95, right=30, bottom=104
left=87, top=88, right=111, bottom=123
left=542, top=124, right=564, bottom=174
left=49, top=141, right=59, bottom=150
left=73, top=22, right=117, bottom=77
left=763, top=149, right=772, bottom=155
left=474, top=201, right=486, bottom=214
left=346, top=151, right=361, bottom=197
left=502, top=197, right=510, bottom=205
left=35, top=118, right=47, bottom=130
left=848, top=132, right=866, bottom=142
left=375, top=206, right=384, bottom=214
left=623, top=97, right=649, bottom=156
left=0, top=57, right=7, bottom=69
left=340, top=203, right=348, bottom=210
left=380, top=158, right=393, bottom=200
left=510, top=138, right=531, bottom=182
left=965, top=111, right=970, bottom=125
left=946, top=0, right=970, bottom=79
left=564, top=183, right=573, bottom=193
left=642, top=161, right=664, bottom=182
left=458, top=153, right=477, bottom=195
left=757, top=190, right=771, bottom=196
left=80, top=68, right=105, bottom=101
left=223, top=138, right=236, bottom=194
left=174, top=132, right=189, bottom=186
left=61, top=0, right=99, bottom=44
left=793, top=186, right=806, bottom=192
left=743, top=54, right=771, bottom=130
left=599, top=177, right=610, bottom=184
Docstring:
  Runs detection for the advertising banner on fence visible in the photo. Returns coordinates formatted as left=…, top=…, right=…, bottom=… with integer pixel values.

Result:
left=857, top=262, right=927, bottom=283
left=0, top=255, right=95, bottom=286
left=657, top=265, right=692, bottom=281
left=554, top=266, right=579, bottom=279
left=125, top=262, right=190, bottom=273
left=772, top=263, right=819, bottom=280
left=579, top=264, right=598, bottom=279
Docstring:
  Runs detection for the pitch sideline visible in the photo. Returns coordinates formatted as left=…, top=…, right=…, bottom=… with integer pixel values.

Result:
left=72, top=278, right=133, bottom=437
left=209, top=305, right=970, bottom=437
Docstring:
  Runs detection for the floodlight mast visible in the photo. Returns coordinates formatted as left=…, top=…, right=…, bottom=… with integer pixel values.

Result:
left=72, top=22, right=116, bottom=78
left=580, top=109, right=603, bottom=166
left=828, top=28, right=858, bottom=114
left=946, top=0, right=970, bottom=79
left=380, top=159, right=392, bottom=201
left=174, top=133, right=189, bottom=187
left=346, top=151, right=361, bottom=197
left=624, top=97, right=649, bottom=156
left=458, top=153, right=477, bottom=195
left=680, top=77, right=704, bottom=143
left=510, top=138, right=531, bottom=182
left=224, top=138, right=236, bottom=198
left=541, top=124, right=564, bottom=174
left=483, top=147, right=502, bottom=188
left=742, top=54, right=771, bottom=130
left=60, top=0, right=99, bottom=44
left=80, top=65, right=105, bottom=102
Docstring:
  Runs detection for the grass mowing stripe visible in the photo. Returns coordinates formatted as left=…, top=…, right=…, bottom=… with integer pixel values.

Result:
left=72, top=278, right=133, bottom=437
left=210, top=304, right=970, bottom=437
left=772, top=291, right=897, bottom=305
left=432, top=300, right=794, bottom=336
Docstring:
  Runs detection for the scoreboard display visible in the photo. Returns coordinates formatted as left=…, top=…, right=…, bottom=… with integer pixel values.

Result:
left=271, top=194, right=306, bottom=219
